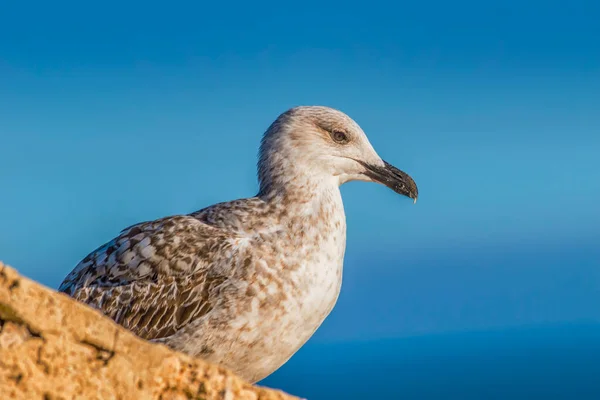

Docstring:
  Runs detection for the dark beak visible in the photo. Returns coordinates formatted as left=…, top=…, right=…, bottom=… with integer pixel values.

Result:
left=360, top=160, right=419, bottom=203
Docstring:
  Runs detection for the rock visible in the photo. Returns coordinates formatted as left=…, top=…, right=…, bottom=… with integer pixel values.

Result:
left=0, top=262, right=298, bottom=400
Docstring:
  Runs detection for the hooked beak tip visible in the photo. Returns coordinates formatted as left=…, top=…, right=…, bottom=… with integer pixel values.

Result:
left=359, top=159, right=419, bottom=202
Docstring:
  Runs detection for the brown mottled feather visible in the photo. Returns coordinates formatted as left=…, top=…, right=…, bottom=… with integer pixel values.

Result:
left=73, top=274, right=227, bottom=340
left=60, top=214, right=236, bottom=340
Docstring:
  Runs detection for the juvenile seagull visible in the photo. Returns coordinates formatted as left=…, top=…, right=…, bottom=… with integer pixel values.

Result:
left=59, top=106, right=418, bottom=383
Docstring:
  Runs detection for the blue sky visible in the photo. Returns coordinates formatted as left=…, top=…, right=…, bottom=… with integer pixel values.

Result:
left=1, top=0, right=599, bottom=347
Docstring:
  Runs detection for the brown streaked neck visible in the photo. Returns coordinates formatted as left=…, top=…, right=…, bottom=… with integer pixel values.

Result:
left=256, top=175, right=345, bottom=240
left=257, top=174, right=339, bottom=208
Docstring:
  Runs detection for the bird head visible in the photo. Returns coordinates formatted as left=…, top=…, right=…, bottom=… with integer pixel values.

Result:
left=258, top=106, right=418, bottom=202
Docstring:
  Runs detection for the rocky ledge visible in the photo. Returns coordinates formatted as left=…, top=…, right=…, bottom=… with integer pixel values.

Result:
left=0, top=262, right=298, bottom=400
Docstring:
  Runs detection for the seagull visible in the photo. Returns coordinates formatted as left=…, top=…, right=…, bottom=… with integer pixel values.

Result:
left=59, top=106, right=418, bottom=383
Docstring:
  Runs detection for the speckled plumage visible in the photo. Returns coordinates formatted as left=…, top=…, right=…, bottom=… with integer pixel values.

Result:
left=59, top=106, right=418, bottom=383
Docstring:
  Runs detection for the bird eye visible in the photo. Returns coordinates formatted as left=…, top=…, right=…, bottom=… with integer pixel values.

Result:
left=331, top=130, right=349, bottom=144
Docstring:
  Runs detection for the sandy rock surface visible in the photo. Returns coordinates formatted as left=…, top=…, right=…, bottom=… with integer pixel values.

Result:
left=0, top=262, right=298, bottom=400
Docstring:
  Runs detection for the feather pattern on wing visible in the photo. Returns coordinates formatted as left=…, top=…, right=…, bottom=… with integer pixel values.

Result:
left=59, top=214, right=237, bottom=340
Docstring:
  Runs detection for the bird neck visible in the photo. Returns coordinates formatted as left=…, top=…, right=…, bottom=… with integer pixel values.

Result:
left=258, top=175, right=346, bottom=237
left=258, top=174, right=337, bottom=208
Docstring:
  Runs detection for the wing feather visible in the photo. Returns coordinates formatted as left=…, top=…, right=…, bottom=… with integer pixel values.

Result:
left=59, top=214, right=237, bottom=340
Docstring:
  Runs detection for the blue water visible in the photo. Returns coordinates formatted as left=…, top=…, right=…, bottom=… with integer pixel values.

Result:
left=262, top=324, right=600, bottom=399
